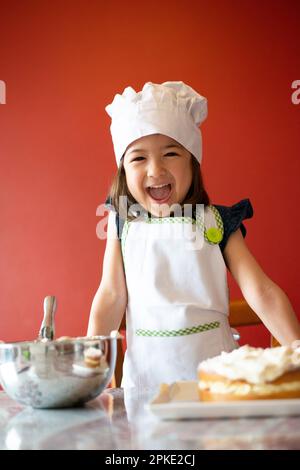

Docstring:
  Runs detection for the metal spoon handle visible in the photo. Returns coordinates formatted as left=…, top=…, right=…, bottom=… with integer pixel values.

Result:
left=38, top=296, right=57, bottom=341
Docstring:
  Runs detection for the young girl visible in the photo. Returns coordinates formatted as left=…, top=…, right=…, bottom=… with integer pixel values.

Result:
left=87, top=81, right=300, bottom=391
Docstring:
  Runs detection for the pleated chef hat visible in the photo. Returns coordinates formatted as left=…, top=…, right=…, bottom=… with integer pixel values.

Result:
left=105, top=81, right=208, bottom=167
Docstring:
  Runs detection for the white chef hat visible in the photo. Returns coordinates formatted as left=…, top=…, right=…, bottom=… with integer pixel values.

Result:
left=105, top=81, right=207, bottom=167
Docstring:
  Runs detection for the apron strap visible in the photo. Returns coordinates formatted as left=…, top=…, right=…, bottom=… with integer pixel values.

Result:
left=196, top=205, right=224, bottom=245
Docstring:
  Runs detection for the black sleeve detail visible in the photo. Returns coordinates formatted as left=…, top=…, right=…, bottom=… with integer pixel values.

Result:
left=214, top=198, right=254, bottom=253
left=104, top=195, right=115, bottom=211
left=116, top=213, right=124, bottom=240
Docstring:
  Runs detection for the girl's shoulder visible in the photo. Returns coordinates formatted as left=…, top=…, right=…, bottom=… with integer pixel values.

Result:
left=212, top=199, right=254, bottom=253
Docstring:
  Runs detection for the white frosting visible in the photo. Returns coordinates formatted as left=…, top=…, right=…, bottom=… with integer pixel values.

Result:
left=198, top=345, right=300, bottom=384
left=198, top=380, right=300, bottom=396
left=84, top=347, right=102, bottom=359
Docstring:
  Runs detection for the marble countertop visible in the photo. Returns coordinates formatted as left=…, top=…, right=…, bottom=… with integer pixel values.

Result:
left=1, top=389, right=300, bottom=450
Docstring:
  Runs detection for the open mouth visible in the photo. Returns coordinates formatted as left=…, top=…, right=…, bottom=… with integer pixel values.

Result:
left=146, top=184, right=172, bottom=202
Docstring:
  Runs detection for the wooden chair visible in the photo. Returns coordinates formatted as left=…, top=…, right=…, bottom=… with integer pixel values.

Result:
left=111, top=299, right=280, bottom=388
left=229, top=299, right=279, bottom=348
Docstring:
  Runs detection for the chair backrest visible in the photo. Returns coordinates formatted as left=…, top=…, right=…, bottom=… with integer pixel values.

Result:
left=229, top=299, right=261, bottom=327
left=229, top=299, right=279, bottom=347
left=111, top=299, right=280, bottom=388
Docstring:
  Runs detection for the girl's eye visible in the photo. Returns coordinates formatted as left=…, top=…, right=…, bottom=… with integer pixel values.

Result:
left=131, top=153, right=178, bottom=162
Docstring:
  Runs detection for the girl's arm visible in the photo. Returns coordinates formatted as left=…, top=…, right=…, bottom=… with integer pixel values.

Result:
left=87, top=211, right=127, bottom=336
left=224, top=229, right=300, bottom=345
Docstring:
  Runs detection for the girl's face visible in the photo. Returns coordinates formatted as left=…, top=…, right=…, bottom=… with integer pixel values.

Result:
left=123, top=134, right=193, bottom=217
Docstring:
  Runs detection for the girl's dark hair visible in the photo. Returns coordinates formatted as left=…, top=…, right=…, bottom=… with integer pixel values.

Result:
left=108, top=154, right=210, bottom=220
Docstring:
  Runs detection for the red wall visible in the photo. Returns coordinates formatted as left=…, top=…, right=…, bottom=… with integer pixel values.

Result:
left=0, top=0, right=299, bottom=346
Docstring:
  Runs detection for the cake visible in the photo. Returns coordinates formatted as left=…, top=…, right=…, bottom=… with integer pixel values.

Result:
left=84, top=347, right=103, bottom=368
left=198, top=345, right=300, bottom=401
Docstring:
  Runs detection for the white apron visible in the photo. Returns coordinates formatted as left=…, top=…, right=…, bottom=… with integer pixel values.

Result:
left=120, top=205, right=238, bottom=391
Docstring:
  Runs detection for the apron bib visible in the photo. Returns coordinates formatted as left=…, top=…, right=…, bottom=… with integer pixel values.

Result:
left=121, top=205, right=238, bottom=391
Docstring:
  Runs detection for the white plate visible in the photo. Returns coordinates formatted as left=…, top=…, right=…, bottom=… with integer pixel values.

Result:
left=145, top=381, right=300, bottom=420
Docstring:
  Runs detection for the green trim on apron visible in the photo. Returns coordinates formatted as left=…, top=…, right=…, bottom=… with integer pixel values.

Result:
left=136, top=321, right=220, bottom=337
